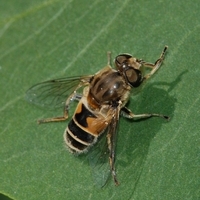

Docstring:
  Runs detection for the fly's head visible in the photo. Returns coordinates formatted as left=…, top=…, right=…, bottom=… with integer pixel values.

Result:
left=114, top=54, right=143, bottom=88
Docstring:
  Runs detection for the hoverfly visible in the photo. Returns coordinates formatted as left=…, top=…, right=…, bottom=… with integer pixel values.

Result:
left=26, top=46, right=169, bottom=187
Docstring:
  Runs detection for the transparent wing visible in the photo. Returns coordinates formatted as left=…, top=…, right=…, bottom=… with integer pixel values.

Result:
left=86, top=132, right=111, bottom=188
left=26, top=75, right=92, bottom=108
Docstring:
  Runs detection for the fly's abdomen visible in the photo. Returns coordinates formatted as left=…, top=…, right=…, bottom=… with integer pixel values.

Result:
left=64, top=101, right=108, bottom=153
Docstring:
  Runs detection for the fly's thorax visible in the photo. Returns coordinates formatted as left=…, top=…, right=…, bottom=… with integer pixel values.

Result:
left=89, top=66, right=131, bottom=105
left=84, top=86, right=101, bottom=110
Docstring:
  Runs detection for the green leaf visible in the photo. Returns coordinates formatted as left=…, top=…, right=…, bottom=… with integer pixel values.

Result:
left=0, top=0, right=199, bottom=199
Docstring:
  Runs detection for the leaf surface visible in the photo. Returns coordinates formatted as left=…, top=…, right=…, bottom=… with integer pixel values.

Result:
left=0, top=0, right=199, bottom=199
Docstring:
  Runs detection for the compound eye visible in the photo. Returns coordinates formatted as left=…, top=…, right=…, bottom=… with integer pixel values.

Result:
left=125, top=68, right=143, bottom=87
left=115, top=54, right=132, bottom=70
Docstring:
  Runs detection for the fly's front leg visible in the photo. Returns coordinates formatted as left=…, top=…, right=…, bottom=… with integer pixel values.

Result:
left=140, top=46, right=168, bottom=80
left=38, top=93, right=82, bottom=124
left=121, top=107, right=169, bottom=120
left=107, top=51, right=112, bottom=66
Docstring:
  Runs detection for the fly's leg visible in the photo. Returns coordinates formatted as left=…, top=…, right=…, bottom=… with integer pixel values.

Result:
left=106, top=106, right=121, bottom=186
left=121, top=107, right=169, bottom=120
left=107, top=131, right=119, bottom=186
left=38, top=93, right=82, bottom=124
left=139, top=46, right=168, bottom=80
left=107, top=51, right=112, bottom=66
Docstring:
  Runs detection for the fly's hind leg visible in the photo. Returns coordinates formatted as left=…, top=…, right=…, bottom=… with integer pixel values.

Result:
left=107, top=129, right=120, bottom=186
left=38, top=93, right=82, bottom=124
left=106, top=106, right=121, bottom=186
left=121, top=107, right=169, bottom=120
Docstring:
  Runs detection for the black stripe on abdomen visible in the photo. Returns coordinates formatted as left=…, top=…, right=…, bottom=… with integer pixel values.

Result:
left=74, top=103, right=97, bottom=127
left=66, top=131, right=87, bottom=152
left=68, top=119, right=95, bottom=143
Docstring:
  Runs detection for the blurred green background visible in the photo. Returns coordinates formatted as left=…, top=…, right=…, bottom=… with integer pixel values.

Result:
left=0, top=0, right=199, bottom=199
